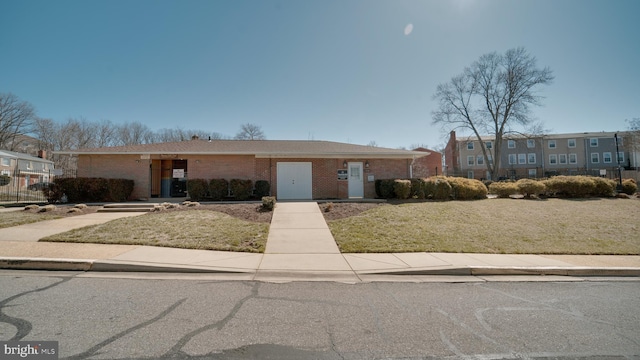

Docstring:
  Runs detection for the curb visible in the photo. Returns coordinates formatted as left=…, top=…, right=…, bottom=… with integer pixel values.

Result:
left=365, top=266, right=640, bottom=277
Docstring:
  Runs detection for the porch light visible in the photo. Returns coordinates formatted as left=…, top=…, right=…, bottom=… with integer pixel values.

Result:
left=343, top=161, right=347, bottom=168
left=365, top=160, right=370, bottom=168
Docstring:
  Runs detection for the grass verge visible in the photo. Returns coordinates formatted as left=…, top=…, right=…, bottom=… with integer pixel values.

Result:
left=0, top=210, right=62, bottom=228
left=42, top=210, right=268, bottom=253
left=327, top=198, right=640, bottom=254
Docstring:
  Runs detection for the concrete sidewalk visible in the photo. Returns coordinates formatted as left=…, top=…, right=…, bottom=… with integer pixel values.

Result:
left=1, top=202, right=639, bottom=282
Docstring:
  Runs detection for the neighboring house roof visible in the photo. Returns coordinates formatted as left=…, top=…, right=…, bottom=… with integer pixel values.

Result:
left=56, top=140, right=428, bottom=159
left=0, top=149, right=54, bottom=164
left=455, top=131, right=633, bottom=142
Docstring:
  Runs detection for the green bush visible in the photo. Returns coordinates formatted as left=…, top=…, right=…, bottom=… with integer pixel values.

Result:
left=187, top=178, right=209, bottom=201
left=621, top=179, right=637, bottom=195
left=0, top=174, right=9, bottom=186
left=230, top=179, right=253, bottom=201
left=393, top=179, right=412, bottom=199
left=208, top=179, right=228, bottom=201
left=423, top=176, right=452, bottom=200
left=488, top=181, right=519, bottom=198
left=410, top=178, right=426, bottom=199
left=254, top=180, right=270, bottom=198
left=516, top=178, right=546, bottom=198
left=448, top=177, right=487, bottom=200
left=49, top=177, right=133, bottom=202
left=261, top=196, right=276, bottom=211
left=375, top=179, right=395, bottom=199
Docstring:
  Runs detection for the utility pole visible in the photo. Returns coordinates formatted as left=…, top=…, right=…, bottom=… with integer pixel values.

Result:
left=614, top=133, right=623, bottom=192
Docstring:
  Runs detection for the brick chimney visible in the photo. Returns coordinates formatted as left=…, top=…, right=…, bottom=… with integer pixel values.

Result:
left=37, top=150, right=47, bottom=159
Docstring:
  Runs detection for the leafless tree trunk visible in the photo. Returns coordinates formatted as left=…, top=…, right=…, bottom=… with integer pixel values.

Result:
left=432, top=47, right=553, bottom=180
left=0, top=93, right=36, bottom=150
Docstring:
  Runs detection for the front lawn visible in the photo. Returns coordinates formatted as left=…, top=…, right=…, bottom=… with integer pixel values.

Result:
left=326, top=198, right=640, bottom=254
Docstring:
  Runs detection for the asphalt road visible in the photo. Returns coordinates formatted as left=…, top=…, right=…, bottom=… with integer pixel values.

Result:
left=0, top=271, right=639, bottom=359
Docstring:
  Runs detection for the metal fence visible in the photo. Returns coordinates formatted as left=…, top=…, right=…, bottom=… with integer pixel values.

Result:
left=0, top=168, right=76, bottom=205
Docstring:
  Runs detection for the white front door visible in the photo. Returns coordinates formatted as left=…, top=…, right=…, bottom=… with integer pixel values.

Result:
left=348, top=162, right=364, bottom=198
left=277, top=162, right=313, bottom=200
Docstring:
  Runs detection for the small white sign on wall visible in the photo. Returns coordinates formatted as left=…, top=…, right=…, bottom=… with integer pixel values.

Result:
left=599, top=169, right=606, bottom=176
left=173, top=169, right=185, bottom=178
left=368, top=175, right=375, bottom=182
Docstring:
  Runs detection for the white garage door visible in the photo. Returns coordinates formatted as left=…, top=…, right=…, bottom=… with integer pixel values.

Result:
left=277, top=162, right=312, bottom=200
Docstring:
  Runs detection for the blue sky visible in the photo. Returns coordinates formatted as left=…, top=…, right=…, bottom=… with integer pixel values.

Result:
left=2, top=0, right=638, bottom=149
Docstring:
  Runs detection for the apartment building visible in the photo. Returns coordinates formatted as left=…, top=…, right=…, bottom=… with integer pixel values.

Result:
left=445, top=131, right=638, bottom=180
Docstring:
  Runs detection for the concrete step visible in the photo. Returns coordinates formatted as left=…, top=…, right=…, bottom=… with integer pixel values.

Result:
left=98, top=203, right=157, bottom=213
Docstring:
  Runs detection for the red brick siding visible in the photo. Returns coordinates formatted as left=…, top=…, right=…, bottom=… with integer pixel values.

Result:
left=77, top=154, right=149, bottom=199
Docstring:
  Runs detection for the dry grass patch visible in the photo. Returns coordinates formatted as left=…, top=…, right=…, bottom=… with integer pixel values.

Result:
left=42, top=210, right=268, bottom=253
left=328, top=198, right=640, bottom=254
left=0, top=205, right=98, bottom=228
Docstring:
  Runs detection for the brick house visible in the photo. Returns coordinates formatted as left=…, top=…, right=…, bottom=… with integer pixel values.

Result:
left=58, top=138, right=439, bottom=200
left=0, top=149, right=55, bottom=188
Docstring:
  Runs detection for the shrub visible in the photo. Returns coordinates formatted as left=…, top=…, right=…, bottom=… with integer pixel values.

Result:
left=50, top=177, right=133, bottom=202
left=448, top=177, right=487, bottom=200
left=106, top=179, right=134, bottom=202
left=375, top=179, right=395, bottom=199
left=516, top=178, right=546, bottom=198
left=544, top=176, right=615, bottom=198
left=230, top=179, right=253, bottom=200
left=254, top=180, right=271, bottom=198
left=410, top=179, right=426, bottom=199
left=187, top=178, right=209, bottom=201
left=488, top=181, right=519, bottom=198
left=0, top=174, right=9, bottom=186
left=209, top=179, right=229, bottom=201
left=393, top=179, right=412, bottom=199
left=423, top=176, right=453, bottom=200
left=591, top=177, right=616, bottom=197
left=621, top=179, right=638, bottom=195
left=261, top=196, right=276, bottom=211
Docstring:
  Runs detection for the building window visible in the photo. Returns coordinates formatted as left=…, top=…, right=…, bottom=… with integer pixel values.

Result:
left=27, top=161, right=33, bottom=170
left=528, top=169, right=537, bottom=178
left=508, top=140, right=516, bottom=149
left=508, top=154, right=516, bottom=165
left=467, top=171, right=474, bottom=179
left=568, top=139, right=576, bottom=148
left=477, top=155, right=484, bottom=165
left=591, top=153, right=599, bottom=163
left=528, top=153, right=536, bottom=164
left=467, top=142, right=474, bottom=150
left=559, top=154, right=567, bottom=164
left=487, top=155, right=493, bottom=165
left=549, top=154, right=558, bottom=165
left=527, top=139, right=535, bottom=148
left=569, top=153, right=577, bottom=164
left=603, top=152, right=612, bottom=163
left=617, top=152, right=625, bottom=163
left=590, top=138, right=598, bottom=147
left=485, top=141, right=492, bottom=149
left=548, top=140, right=556, bottom=149
left=467, top=156, right=475, bottom=166
left=518, top=154, right=526, bottom=164
left=1, top=157, right=9, bottom=166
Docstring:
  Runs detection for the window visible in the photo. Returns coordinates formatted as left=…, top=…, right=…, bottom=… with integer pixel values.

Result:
left=487, top=155, right=493, bottom=165
left=477, top=155, right=484, bottom=165
left=528, top=169, right=537, bottom=178
left=518, top=154, right=526, bottom=164
left=467, top=142, right=474, bottom=150
left=590, top=138, right=598, bottom=147
left=617, top=152, right=625, bottom=163
left=559, top=154, right=567, bottom=164
left=569, top=153, right=577, bottom=164
left=467, top=156, right=475, bottom=166
left=528, top=153, right=536, bottom=164
left=467, top=171, right=474, bottom=179
left=591, top=153, right=599, bottom=163
left=549, top=154, right=558, bottom=165
left=527, top=139, right=535, bottom=148
left=548, top=140, right=556, bottom=149
left=27, top=161, right=33, bottom=170
left=603, top=152, right=612, bottom=163
left=485, top=141, right=492, bottom=149
left=568, top=139, right=576, bottom=148
left=508, top=140, right=516, bottom=149
left=508, top=154, right=516, bottom=165
left=1, top=157, right=9, bottom=166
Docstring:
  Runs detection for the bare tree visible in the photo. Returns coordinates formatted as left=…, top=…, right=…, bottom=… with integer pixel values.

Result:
left=0, top=93, right=36, bottom=150
left=432, top=47, right=553, bottom=180
left=115, top=121, right=154, bottom=146
left=234, top=123, right=266, bottom=140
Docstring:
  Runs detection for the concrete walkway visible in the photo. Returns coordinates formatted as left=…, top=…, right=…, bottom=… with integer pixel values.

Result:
left=1, top=202, right=639, bottom=282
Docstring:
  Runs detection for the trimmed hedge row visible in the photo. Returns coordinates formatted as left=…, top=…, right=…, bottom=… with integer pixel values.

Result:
left=46, top=177, right=134, bottom=202
left=488, top=176, right=625, bottom=198
left=186, top=178, right=270, bottom=201
left=376, top=176, right=487, bottom=201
